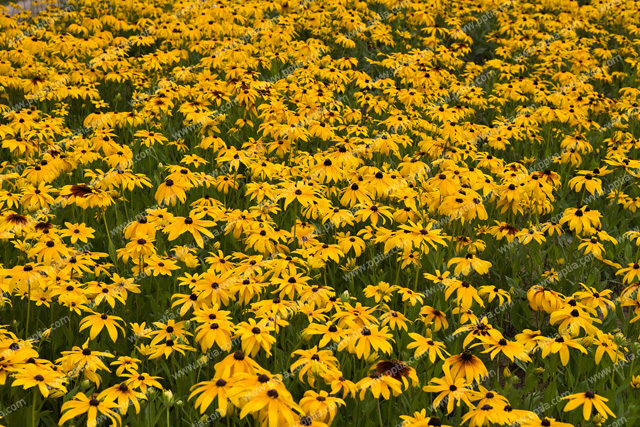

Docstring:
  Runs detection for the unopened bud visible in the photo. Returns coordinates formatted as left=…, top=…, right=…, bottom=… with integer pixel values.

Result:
left=162, top=390, right=175, bottom=405
left=503, top=367, right=511, bottom=378
left=581, top=335, right=594, bottom=347
left=340, top=290, right=350, bottom=303
left=592, top=414, right=605, bottom=425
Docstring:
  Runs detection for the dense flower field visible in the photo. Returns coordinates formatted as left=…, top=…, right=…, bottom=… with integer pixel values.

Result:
left=1, top=0, right=640, bottom=425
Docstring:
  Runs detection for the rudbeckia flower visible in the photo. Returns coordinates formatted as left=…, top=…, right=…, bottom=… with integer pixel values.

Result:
left=79, top=311, right=126, bottom=342
left=98, top=382, right=147, bottom=415
left=616, top=261, right=640, bottom=284
left=444, top=350, right=489, bottom=383
left=299, top=390, right=345, bottom=425
left=447, top=254, right=492, bottom=276
left=290, top=347, right=339, bottom=387
left=559, top=206, right=602, bottom=234
left=235, top=318, right=276, bottom=357
left=58, top=393, right=121, bottom=427
left=539, top=335, right=588, bottom=366
left=154, top=178, right=187, bottom=206
left=353, top=326, right=394, bottom=359
left=11, top=364, right=66, bottom=398
left=562, top=391, right=615, bottom=421
left=239, top=387, right=302, bottom=427
left=165, top=211, right=216, bottom=248
left=189, top=377, right=233, bottom=416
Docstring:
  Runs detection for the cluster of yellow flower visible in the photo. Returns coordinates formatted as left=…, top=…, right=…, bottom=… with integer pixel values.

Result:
left=1, top=0, right=640, bottom=425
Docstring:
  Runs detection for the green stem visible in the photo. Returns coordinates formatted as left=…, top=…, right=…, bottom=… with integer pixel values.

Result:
left=393, top=261, right=401, bottom=286
left=102, top=210, right=119, bottom=274
left=26, top=282, right=31, bottom=337
left=32, top=391, right=37, bottom=427
left=376, top=398, right=384, bottom=427
left=610, top=364, right=616, bottom=390
left=353, top=355, right=360, bottom=427
left=292, top=203, right=299, bottom=250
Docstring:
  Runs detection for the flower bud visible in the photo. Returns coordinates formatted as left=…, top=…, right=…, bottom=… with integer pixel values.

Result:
left=48, top=388, right=66, bottom=399
left=503, top=367, right=511, bottom=378
left=366, top=351, right=379, bottom=365
left=340, top=290, right=350, bottom=302
left=162, top=390, right=175, bottom=405
left=534, top=367, right=545, bottom=375
left=580, top=335, right=594, bottom=347
left=184, top=253, right=200, bottom=268
left=198, top=355, right=208, bottom=366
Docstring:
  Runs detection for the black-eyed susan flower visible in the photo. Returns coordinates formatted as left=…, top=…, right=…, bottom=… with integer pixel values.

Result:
left=444, top=350, right=489, bottom=383
left=189, top=377, right=233, bottom=416
left=290, top=347, right=340, bottom=388
left=447, top=254, right=492, bottom=276
left=423, top=362, right=475, bottom=414
left=239, top=387, right=302, bottom=427
left=122, top=370, right=163, bottom=393
left=98, top=382, right=147, bottom=415
left=79, top=311, right=126, bottom=342
left=11, top=364, right=65, bottom=398
left=616, top=261, right=640, bottom=284
left=539, top=335, right=588, bottom=366
left=562, top=391, right=615, bottom=421
left=520, top=416, right=574, bottom=427
left=299, top=390, right=345, bottom=425
left=353, top=326, right=394, bottom=359
left=165, top=211, right=216, bottom=248
left=58, top=393, right=121, bottom=427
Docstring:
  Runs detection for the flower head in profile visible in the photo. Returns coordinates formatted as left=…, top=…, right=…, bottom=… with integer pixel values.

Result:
left=58, top=392, right=121, bottom=427
left=562, top=390, right=615, bottom=421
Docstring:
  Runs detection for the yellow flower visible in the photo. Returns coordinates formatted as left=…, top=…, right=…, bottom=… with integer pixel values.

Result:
left=562, top=391, right=615, bottom=421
